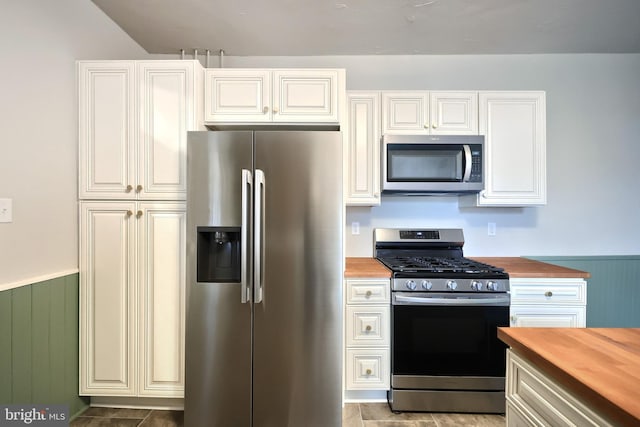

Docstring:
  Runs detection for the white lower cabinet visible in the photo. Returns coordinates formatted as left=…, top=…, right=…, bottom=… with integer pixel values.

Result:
left=80, top=201, right=186, bottom=397
left=506, top=350, right=613, bottom=426
left=344, top=279, right=390, bottom=391
left=509, top=278, right=587, bottom=327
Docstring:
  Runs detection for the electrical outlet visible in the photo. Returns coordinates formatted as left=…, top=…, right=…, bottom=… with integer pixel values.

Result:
left=487, top=222, right=496, bottom=236
left=0, top=198, right=12, bottom=223
left=351, top=221, right=360, bottom=235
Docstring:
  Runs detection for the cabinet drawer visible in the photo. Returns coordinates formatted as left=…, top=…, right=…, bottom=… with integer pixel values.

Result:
left=510, top=279, right=586, bottom=305
left=506, top=350, right=613, bottom=427
left=510, top=306, right=586, bottom=328
left=345, top=305, right=389, bottom=347
left=345, top=349, right=390, bottom=390
left=346, top=279, right=390, bottom=304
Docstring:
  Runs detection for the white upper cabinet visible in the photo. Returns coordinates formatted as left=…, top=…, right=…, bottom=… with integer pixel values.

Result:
left=205, top=68, right=343, bottom=124
left=345, top=91, right=381, bottom=206
left=430, top=91, right=478, bottom=135
left=79, top=60, right=203, bottom=201
left=204, top=69, right=271, bottom=122
left=79, top=62, right=136, bottom=199
left=476, top=91, right=546, bottom=206
left=381, top=91, right=430, bottom=134
left=137, top=62, right=201, bottom=200
left=382, top=91, right=478, bottom=135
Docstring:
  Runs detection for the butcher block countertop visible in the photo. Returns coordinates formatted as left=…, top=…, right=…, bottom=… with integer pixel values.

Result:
left=471, top=257, right=590, bottom=278
left=498, top=327, right=640, bottom=427
left=344, top=257, right=391, bottom=278
left=345, top=256, right=589, bottom=279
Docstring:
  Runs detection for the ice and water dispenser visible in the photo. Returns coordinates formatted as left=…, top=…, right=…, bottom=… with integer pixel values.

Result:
left=197, top=227, right=241, bottom=283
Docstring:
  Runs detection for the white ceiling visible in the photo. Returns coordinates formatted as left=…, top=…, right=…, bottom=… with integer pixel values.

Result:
left=92, top=0, right=640, bottom=56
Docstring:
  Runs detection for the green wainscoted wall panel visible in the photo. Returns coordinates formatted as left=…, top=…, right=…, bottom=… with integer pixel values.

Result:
left=0, top=274, right=89, bottom=418
left=529, top=256, right=640, bottom=327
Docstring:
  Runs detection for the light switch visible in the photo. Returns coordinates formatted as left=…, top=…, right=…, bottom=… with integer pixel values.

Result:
left=351, top=222, right=360, bottom=235
left=487, top=222, right=496, bottom=236
left=0, top=198, right=12, bottom=223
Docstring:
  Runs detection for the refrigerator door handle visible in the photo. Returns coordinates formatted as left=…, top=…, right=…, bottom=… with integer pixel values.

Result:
left=254, top=169, right=265, bottom=303
left=241, top=169, right=252, bottom=303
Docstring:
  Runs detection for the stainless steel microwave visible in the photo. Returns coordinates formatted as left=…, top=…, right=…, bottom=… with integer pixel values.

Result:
left=381, top=134, right=484, bottom=195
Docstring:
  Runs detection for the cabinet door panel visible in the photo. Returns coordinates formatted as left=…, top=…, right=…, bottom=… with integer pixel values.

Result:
left=381, top=92, right=429, bottom=134
left=478, top=92, right=546, bottom=206
left=345, top=92, right=381, bottom=205
left=79, top=62, right=135, bottom=199
left=80, top=202, right=136, bottom=395
left=204, top=69, right=271, bottom=122
left=138, top=62, right=195, bottom=200
left=430, top=91, right=478, bottom=135
left=138, top=203, right=186, bottom=396
left=272, top=70, right=339, bottom=122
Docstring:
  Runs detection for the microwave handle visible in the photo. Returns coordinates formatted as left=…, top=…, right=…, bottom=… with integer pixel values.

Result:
left=463, top=144, right=472, bottom=182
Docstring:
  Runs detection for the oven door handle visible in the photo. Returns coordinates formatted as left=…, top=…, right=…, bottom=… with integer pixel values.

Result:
left=394, top=294, right=510, bottom=306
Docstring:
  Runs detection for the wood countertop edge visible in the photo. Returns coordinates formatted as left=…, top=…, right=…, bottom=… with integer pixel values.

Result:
left=498, top=328, right=638, bottom=427
left=345, top=256, right=590, bottom=279
left=344, top=257, right=392, bottom=278
left=471, top=257, right=591, bottom=279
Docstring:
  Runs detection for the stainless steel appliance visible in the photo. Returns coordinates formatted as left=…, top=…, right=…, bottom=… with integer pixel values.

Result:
left=375, top=228, right=510, bottom=414
left=185, top=131, right=343, bottom=427
left=381, top=134, right=484, bottom=195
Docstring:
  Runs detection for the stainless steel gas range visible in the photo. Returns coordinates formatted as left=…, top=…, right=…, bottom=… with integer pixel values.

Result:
left=375, top=228, right=510, bottom=414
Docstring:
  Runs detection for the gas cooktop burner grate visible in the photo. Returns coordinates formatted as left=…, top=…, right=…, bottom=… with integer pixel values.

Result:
left=379, top=256, right=506, bottom=274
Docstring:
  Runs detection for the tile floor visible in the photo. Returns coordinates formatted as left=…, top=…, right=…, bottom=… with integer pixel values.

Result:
left=343, top=403, right=506, bottom=427
left=70, top=407, right=183, bottom=426
left=71, top=404, right=505, bottom=426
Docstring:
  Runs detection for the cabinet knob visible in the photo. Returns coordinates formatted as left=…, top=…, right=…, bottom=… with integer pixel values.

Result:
left=510, top=315, right=516, bottom=323
left=423, top=123, right=429, bottom=129
left=365, top=325, right=372, bottom=332
left=273, top=107, right=279, bottom=114
left=365, top=369, right=372, bottom=376
left=136, top=185, right=143, bottom=193
left=136, top=210, right=143, bottom=218
left=126, top=185, right=133, bottom=192
left=263, top=106, right=269, bottom=114
left=544, top=291, right=553, bottom=297
left=126, top=210, right=133, bottom=217
left=365, top=290, right=372, bottom=298
left=432, top=123, right=438, bottom=129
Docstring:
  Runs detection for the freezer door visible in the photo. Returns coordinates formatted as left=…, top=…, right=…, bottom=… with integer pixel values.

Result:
left=185, top=131, right=253, bottom=427
left=253, top=131, right=343, bottom=427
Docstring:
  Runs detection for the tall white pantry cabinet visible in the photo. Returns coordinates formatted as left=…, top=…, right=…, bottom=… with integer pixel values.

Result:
left=78, top=60, right=203, bottom=399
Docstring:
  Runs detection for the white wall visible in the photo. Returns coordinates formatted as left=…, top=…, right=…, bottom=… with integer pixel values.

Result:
left=197, top=54, right=640, bottom=257
left=1, top=6, right=638, bottom=287
left=0, top=0, right=148, bottom=286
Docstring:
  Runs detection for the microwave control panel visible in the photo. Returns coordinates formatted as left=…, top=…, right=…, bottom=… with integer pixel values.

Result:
left=470, top=148, right=482, bottom=182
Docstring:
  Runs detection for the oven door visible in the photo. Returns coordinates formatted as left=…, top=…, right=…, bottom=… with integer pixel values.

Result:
left=391, top=292, right=510, bottom=391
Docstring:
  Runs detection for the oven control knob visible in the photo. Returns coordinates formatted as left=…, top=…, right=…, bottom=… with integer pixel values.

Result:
left=405, top=280, right=417, bottom=290
left=421, top=280, right=433, bottom=290
left=471, top=281, right=482, bottom=291
left=487, top=281, right=500, bottom=291
left=446, top=280, right=458, bottom=290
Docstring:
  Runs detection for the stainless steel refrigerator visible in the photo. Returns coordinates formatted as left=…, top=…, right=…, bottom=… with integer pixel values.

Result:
left=185, top=131, right=343, bottom=427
